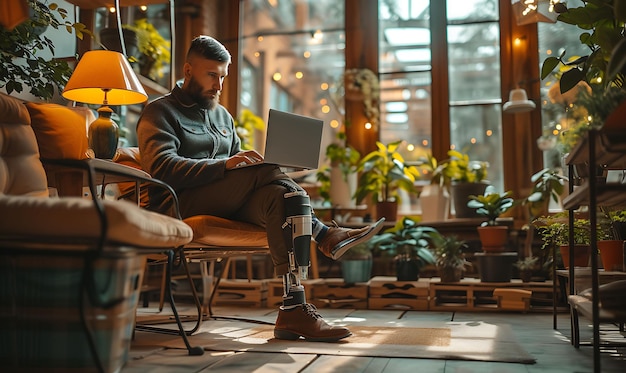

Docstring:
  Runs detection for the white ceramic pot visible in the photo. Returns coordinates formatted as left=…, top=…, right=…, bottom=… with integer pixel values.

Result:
left=329, top=166, right=357, bottom=208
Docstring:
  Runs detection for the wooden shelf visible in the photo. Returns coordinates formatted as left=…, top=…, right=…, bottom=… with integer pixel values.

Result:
left=563, top=181, right=626, bottom=210
left=65, top=0, right=169, bottom=9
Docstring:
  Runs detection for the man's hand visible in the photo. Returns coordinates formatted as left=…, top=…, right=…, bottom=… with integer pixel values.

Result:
left=225, top=150, right=264, bottom=169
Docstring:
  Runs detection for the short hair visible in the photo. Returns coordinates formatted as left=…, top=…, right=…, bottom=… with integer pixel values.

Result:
left=187, top=35, right=232, bottom=63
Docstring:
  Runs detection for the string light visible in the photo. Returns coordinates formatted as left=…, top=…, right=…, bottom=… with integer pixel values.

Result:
left=364, top=122, right=372, bottom=130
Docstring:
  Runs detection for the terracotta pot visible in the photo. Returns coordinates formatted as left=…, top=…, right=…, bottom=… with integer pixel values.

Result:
left=477, top=226, right=509, bottom=252
left=598, top=240, right=624, bottom=271
left=559, top=245, right=591, bottom=268
left=376, top=201, right=398, bottom=222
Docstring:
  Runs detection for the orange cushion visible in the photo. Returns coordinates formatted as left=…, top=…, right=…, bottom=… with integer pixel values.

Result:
left=26, top=102, right=90, bottom=159
left=184, top=215, right=268, bottom=248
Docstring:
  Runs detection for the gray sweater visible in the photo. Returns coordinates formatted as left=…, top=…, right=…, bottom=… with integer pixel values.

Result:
left=136, top=84, right=242, bottom=211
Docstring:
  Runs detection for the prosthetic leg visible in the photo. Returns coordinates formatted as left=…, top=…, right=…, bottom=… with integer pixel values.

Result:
left=281, top=190, right=312, bottom=307
left=273, top=183, right=352, bottom=341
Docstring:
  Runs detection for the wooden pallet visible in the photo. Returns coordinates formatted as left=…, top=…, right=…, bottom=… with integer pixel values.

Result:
left=213, top=279, right=268, bottom=307
left=368, top=276, right=430, bottom=310
left=429, top=277, right=554, bottom=312
left=311, top=279, right=369, bottom=309
left=266, top=278, right=324, bottom=307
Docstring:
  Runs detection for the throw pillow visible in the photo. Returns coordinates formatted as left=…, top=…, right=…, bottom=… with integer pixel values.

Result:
left=26, top=102, right=90, bottom=159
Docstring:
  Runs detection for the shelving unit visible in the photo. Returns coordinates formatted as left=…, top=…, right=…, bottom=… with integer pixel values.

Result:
left=561, top=104, right=626, bottom=373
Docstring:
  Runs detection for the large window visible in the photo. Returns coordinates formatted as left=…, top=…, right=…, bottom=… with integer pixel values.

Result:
left=379, top=0, right=503, bottom=192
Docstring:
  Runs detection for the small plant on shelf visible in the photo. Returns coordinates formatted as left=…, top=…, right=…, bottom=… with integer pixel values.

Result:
left=467, top=185, right=514, bottom=227
left=431, top=234, right=469, bottom=283
left=368, top=217, right=438, bottom=281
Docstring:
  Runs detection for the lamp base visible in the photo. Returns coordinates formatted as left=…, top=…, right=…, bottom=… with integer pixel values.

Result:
left=88, top=106, right=119, bottom=159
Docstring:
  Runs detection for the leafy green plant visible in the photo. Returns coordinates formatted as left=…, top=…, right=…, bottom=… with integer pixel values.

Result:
left=522, top=168, right=567, bottom=218
left=354, top=140, right=420, bottom=204
left=234, top=109, right=265, bottom=150
left=341, top=242, right=372, bottom=260
left=515, top=256, right=539, bottom=271
left=431, top=234, right=469, bottom=271
left=368, top=217, right=437, bottom=266
left=316, top=132, right=361, bottom=204
left=0, top=0, right=91, bottom=100
left=540, top=0, right=626, bottom=93
left=325, top=132, right=361, bottom=178
left=533, top=213, right=591, bottom=249
left=467, top=185, right=514, bottom=226
left=440, top=150, right=488, bottom=184
left=123, top=18, right=171, bottom=79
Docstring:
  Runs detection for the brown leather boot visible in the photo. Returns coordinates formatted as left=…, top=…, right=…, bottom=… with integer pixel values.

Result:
left=274, top=303, right=351, bottom=342
left=317, top=218, right=385, bottom=260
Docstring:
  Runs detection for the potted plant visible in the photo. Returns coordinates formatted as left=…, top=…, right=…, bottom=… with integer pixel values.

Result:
left=325, top=132, right=361, bottom=208
left=522, top=168, right=568, bottom=220
left=597, top=208, right=626, bottom=271
left=340, top=242, right=373, bottom=284
left=123, top=18, right=171, bottom=80
left=533, top=213, right=592, bottom=269
left=515, top=256, right=539, bottom=283
left=0, top=0, right=91, bottom=100
left=354, top=140, right=420, bottom=221
left=416, top=153, right=450, bottom=222
left=431, top=234, right=469, bottom=283
left=467, top=185, right=515, bottom=252
left=439, top=150, right=489, bottom=218
left=367, top=217, right=437, bottom=281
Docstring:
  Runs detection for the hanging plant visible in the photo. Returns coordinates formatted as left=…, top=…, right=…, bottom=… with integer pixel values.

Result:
left=339, top=68, right=380, bottom=128
left=0, top=0, right=91, bottom=100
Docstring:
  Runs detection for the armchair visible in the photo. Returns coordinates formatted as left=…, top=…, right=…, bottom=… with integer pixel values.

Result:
left=0, top=93, right=194, bottom=372
left=114, top=147, right=271, bottom=332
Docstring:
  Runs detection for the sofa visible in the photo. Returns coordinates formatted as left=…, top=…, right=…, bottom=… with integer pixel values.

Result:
left=0, top=92, right=194, bottom=372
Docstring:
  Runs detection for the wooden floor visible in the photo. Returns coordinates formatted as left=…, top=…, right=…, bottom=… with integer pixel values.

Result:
left=122, top=304, right=626, bottom=373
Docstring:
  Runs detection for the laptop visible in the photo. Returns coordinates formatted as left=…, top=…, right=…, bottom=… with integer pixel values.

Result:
left=235, top=109, right=323, bottom=170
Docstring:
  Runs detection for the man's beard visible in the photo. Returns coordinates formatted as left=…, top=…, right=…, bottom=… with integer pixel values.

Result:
left=186, top=77, right=220, bottom=110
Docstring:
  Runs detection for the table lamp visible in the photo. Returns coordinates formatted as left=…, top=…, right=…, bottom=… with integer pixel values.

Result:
left=62, top=50, right=148, bottom=159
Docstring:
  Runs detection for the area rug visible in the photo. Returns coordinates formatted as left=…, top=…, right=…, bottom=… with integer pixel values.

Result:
left=137, top=320, right=536, bottom=364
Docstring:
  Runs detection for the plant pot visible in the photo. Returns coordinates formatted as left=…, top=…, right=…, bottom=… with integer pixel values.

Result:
left=419, top=184, right=449, bottom=222
left=99, top=28, right=140, bottom=60
left=329, top=166, right=357, bottom=208
left=451, top=182, right=488, bottom=218
left=519, top=269, right=533, bottom=283
left=598, top=240, right=624, bottom=271
left=396, top=259, right=419, bottom=281
left=612, top=222, right=626, bottom=240
left=477, top=225, right=509, bottom=252
left=376, top=201, right=398, bottom=222
left=341, top=258, right=372, bottom=284
left=438, top=267, right=463, bottom=282
left=559, top=245, right=591, bottom=268
left=475, top=252, right=517, bottom=282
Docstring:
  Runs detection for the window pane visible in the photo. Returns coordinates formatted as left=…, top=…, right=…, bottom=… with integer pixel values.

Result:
left=379, top=0, right=432, bottom=163
left=448, top=22, right=501, bottom=103
left=449, top=104, right=504, bottom=191
left=447, top=0, right=502, bottom=193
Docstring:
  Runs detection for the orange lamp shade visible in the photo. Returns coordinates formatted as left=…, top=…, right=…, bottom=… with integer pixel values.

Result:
left=62, top=50, right=148, bottom=106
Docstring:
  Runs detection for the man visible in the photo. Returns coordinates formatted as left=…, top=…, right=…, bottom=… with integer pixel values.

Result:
left=137, top=35, right=383, bottom=342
